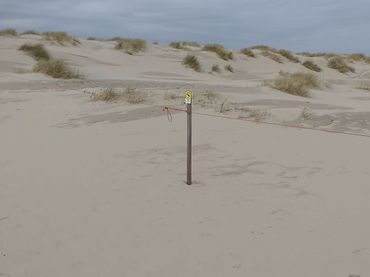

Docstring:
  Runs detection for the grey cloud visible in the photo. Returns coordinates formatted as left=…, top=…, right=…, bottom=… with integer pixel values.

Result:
left=0, top=0, right=369, bottom=53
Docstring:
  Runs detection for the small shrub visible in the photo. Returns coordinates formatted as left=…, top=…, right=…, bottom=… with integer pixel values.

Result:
left=202, top=44, right=233, bottom=60
left=224, top=64, right=234, bottom=72
left=33, top=59, right=82, bottom=79
left=169, top=41, right=188, bottom=50
left=181, top=41, right=200, bottom=47
left=114, top=38, right=146, bottom=54
left=240, top=48, right=255, bottom=57
left=152, top=41, right=159, bottom=45
left=182, top=55, right=201, bottom=72
left=0, top=28, right=17, bottom=36
left=348, top=53, right=366, bottom=61
left=43, top=32, right=80, bottom=46
left=270, top=72, right=319, bottom=97
left=299, top=52, right=338, bottom=59
left=261, top=50, right=283, bottom=63
left=87, top=36, right=97, bottom=40
left=90, top=87, right=144, bottom=103
left=250, top=45, right=275, bottom=51
left=211, top=64, right=221, bottom=73
left=278, top=49, right=300, bottom=63
left=19, top=44, right=50, bottom=61
left=328, top=56, right=355, bottom=73
left=21, top=30, right=40, bottom=35
left=302, top=60, right=322, bottom=72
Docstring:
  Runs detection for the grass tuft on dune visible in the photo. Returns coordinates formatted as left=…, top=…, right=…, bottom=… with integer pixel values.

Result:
left=302, top=60, right=322, bottom=72
left=21, top=30, right=40, bottom=35
left=278, top=49, right=300, bottom=63
left=328, top=56, right=355, bottom=73
left=33, top=59, right=82, bottom=79
left=270, top=72, right=319, bottom=97
left=90, top=87, right=145, bottom=103
left=261, top=50, right=283, bottom=63
left=0, top=28, right=18, bottom=36
left=114, top=38, right=147, bottom=54
left=202, top=44, right=233, bottom=60
left=224, top=64, right=234, bottom=72
left=19, top=44, right=50, bottom=61
left=182, top=55, right=202, bottom=72
left=43, top=32, right=81, bottom=46
left=212, top=64, right=221, bottom=73
left=240, top=48, right=255, bottom=58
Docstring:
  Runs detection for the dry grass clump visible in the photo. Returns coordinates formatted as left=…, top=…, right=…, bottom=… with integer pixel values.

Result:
left=21, top=30, right=40, bottom=35
left=19, top=44, right=50, bottom=61
left=211, top=64, right=221, bottom=73
left=194, top=90, right=218, bottom=106
left=348, top=53, right=366, bottom=62
left=114, top=38, right=146, bottom=54
left=240, top=48, right=255, bottom=57
left=300, top=52, right=338, bottom=59
left=261, top=50, right=283, bottom=63
left=238, top=107, right=270, bottom=121
left=43, top=32, right=80, bottom=46
left=202, top=44, right=233, bottom=60
left=270, top=72, right=319, bottom=97
left=250, top=45, right=276, bottom=51
left=224, top=64, right=234, bottom=72
left=0, top=28, right=18, bottom=36
left=90, top=87, right=145, bottom=103
left=302, top=60, right=322, bottom=72
left=181, top=41, right=200, bottom=47
left=169, top=41, right=189, bottom=50
left=328, top=56, right=355, bottom=73
left=278, top=49, right=300, bottom=63
left=33, top=59, right=81, bottom=79
left=182, top=55, right=201, bottom=72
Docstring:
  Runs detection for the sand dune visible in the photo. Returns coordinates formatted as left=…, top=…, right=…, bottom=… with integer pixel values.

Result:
left=1, top=34, right=370, bottom=277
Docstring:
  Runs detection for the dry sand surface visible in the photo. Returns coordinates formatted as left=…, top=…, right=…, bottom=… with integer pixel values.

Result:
left=1, top=34, right=370, bottom=276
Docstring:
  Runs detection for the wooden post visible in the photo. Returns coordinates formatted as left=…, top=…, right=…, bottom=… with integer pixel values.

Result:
left=187, top=102, right=192, bottom=185
left=184, top=90, right=193, bottom=185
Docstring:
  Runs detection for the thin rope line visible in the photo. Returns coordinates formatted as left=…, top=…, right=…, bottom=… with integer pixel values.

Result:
left=162, top=105, right=370, bottom=139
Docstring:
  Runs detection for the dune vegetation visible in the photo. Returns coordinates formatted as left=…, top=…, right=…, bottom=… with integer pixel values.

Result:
left=270, top=72, right=319, bottom=97
left=0, top=28, right=18, bottom=36
left=90, top=87, right=145, bottom=104
left=302, top=60, right=322, bottom=72
left=250, top=45, right=276, bottom=51
left=202, top=44, right=233, bottom=60
left=261, top=50, right=283, bottom=63
left=21, top=30, right=40, bottom=35
left=328, top=56, right=355, bottom=73
left=43, top=32, right=81, bottom=46
left=212, top=64, right=221, bottom=73
left=182, top=55, right=202, bottom=72
left=169, top=41, right=189, bottom=50
left=19, top=44, right=50, bottom=61
left=114, top=38, right=147, bottom=54
left=278, top=49, right=300, bottom=63
left=224, top=64, right=234, bottom=72
left=240, top=48, right=255, bottom=58
left=33, top=59, right=82, bottom=79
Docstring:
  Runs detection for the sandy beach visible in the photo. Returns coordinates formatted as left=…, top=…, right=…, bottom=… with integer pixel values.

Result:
left=1, top=34, right=370, bottom=276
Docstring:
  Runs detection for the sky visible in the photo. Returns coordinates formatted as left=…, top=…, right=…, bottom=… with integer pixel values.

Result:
left=1, top=0, right=369, bottom=53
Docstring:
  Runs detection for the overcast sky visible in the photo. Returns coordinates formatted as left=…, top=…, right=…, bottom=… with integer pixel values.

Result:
left=1, top=0, right=369, bottom=53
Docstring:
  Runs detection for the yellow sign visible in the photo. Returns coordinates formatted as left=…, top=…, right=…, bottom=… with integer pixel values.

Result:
left=185, top=90, right=192, bottom=100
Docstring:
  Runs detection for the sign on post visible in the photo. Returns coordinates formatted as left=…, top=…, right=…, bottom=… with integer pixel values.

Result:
left=184, top=90, right=192, bottom=185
